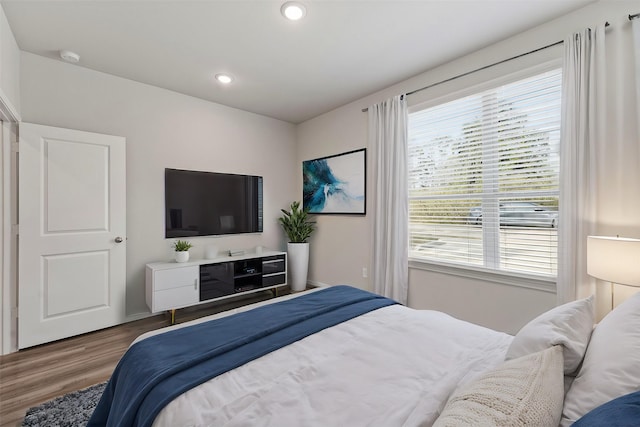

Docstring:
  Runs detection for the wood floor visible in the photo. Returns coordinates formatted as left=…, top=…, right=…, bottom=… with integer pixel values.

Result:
left=0, top=289, right=288, bottom=427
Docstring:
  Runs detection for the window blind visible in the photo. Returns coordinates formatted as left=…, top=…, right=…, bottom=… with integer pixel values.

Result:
left=408, top=68, right=561, bottom=277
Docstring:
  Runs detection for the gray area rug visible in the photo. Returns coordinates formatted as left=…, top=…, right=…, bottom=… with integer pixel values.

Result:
left=22, top=382, right=106, bottom=427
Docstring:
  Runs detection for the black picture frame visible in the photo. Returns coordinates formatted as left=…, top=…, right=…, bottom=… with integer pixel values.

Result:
left=302, top=148, right=366, bottom=215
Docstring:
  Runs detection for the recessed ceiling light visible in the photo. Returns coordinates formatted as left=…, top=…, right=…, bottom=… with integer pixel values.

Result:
left=59, top=50, right=80, bottom=63
left=281, top=1, right=306, bottom=21
left=215, top=74, right=233, bottom=84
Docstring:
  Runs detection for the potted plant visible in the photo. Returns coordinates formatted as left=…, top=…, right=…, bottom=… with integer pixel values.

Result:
left=279, top=201, right=315, bottom=292
left=173, top=239, right=193, bottom=263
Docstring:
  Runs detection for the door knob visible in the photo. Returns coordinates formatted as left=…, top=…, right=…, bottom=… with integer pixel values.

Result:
left=115, top=236, right=124, bottom=243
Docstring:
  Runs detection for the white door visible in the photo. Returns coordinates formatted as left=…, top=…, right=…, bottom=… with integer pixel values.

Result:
left=18, top=123, right=126, bottom=348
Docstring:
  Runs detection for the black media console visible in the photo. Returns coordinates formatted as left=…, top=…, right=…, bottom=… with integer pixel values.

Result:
left=199, top=254, right=286, bottom=300
left=145, top=250, right=288, bottom=317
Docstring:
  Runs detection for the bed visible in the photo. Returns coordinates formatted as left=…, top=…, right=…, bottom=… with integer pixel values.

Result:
left=88, top=285, right=640, bottom=427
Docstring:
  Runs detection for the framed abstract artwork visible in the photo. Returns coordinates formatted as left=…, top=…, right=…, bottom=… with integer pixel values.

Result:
left=302, top=148, right=366, bottom=215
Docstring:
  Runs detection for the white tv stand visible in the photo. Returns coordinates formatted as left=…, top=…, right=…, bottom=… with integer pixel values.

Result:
left=145, top=250, right=287, bottom=323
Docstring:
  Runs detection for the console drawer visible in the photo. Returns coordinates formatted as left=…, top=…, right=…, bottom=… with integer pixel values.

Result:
left=263, top=254, right=285, bottom=262
left=154, top=286, right=198, bottom=312
left=154, top=266, right=199, bottom=291
left=262, top=258, right=285, bottom=274
left=263, top=273, right=286, bottom=287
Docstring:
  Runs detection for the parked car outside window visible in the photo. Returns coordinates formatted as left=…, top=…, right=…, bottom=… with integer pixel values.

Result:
left=467, top=202, right=557, bottom=228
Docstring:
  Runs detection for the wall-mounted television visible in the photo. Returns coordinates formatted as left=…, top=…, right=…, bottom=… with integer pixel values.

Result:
left=165, top=168, right=263, bottom=238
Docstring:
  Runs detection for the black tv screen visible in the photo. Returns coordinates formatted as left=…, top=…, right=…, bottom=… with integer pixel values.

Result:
left=165, top=168, right=263, bottom=238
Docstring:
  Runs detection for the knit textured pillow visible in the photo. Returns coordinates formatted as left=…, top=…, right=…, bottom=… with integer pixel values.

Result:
left=433, top=346, right=564, bottom=427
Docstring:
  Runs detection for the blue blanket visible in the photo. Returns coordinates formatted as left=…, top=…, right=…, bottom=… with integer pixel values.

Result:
left=87, top=285, right=397, bottom=427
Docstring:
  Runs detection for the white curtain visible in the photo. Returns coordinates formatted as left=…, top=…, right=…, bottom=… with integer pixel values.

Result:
left=368, top=95, right=408, bottom=304
left=557, top=26, right=606, bottom=304
left=632, top=18, right=640, bottom=134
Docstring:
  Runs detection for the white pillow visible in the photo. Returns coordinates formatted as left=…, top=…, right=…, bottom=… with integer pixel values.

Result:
left=434, top=346, right=564, bottom=427
left=505, top=295, right=594, bottom=374
left=561, top=291, right=640, bottom=426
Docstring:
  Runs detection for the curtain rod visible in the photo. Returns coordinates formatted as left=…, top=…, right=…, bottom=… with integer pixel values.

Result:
left=362, top=22, right=610, bottom=113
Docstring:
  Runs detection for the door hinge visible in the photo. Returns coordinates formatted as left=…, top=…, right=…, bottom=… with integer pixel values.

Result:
left=11, top=142, right=18, bottom=153
left=12, top=306, right=18, bottom=319
left=11, top=224, right=18, bottom=236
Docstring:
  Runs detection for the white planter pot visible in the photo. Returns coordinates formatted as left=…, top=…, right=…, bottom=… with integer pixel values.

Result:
left=287, top=242, right=309, bottom=292
left=175, top=250, right=190, bottom=263
left=205, top=246, right=218, bottom=259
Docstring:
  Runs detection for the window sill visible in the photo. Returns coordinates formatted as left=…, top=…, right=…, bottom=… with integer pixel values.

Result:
left=408, top=258, right=556, bottom=294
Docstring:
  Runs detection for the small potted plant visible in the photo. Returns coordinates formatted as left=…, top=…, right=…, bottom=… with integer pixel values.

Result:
left=173, top=239, right=193, bottom=263
left=279, top=201, right=315, bottom=291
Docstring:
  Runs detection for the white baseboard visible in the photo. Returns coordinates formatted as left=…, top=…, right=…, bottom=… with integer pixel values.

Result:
left=307, top=280, right=330, bottom=288
left=125, top=311, right=155, bottom=323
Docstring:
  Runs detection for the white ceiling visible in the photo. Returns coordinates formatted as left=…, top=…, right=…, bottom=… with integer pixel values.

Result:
left=2, top=0, right=594, bottom=124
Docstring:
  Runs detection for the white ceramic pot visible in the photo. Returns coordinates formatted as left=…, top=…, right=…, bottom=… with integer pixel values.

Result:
left=205, top=246, right=218, bottom=259
left=287, top=242, right=309, bottom=292
left=175, top=250, right=190, bottom=263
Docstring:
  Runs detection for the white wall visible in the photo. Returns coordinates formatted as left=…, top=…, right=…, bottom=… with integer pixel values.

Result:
left=297, top=0, right=640, bottom=333
left=296, top=110, right=372, bottom=290
left=0, top=4, right=20, bottom=117
left=20, top=52, right=297, bottom=318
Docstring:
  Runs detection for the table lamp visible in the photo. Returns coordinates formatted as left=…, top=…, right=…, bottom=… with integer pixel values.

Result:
left=587, top=235, right=640, bottom=308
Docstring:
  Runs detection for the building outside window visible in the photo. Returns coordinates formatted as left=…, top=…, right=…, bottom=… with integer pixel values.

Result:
left=408, top=68, right=562, bottom=278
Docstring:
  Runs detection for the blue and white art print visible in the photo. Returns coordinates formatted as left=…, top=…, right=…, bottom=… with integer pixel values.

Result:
left=303, top=149, right=366, bottom=215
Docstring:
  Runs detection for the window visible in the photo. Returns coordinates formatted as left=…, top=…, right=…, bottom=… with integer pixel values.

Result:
left=408, top=68, right=561, bottom=278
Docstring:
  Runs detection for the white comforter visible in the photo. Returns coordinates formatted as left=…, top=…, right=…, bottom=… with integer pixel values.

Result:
left=141, top=293, right=512, bottom=427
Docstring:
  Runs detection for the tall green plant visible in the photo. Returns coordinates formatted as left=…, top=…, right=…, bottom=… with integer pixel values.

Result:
left=279, top=201, right=316, bottom=243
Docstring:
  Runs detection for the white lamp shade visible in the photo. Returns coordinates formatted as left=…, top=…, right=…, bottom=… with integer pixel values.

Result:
left=587, top=236, right=640, bottom=287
